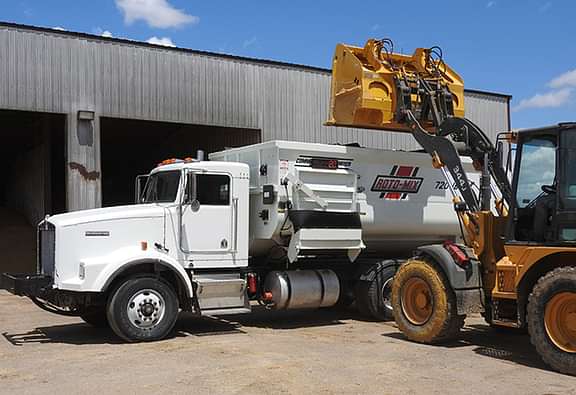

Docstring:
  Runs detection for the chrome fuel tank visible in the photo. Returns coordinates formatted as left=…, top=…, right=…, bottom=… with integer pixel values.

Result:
left=263, top=269, right=340, bottom=310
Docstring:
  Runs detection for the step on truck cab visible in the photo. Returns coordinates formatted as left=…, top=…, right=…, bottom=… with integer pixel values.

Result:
left=2, top=140, right=479, bottom=342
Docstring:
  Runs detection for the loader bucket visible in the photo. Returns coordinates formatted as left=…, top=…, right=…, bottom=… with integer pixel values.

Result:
left=326, top=39, right=465, bottom=133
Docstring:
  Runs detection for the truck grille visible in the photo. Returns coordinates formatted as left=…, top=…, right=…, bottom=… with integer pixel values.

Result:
left=38, top=222, right=55, bottom=276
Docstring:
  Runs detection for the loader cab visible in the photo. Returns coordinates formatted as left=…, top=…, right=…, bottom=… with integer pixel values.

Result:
left=509, top=123, right=576, bottom=244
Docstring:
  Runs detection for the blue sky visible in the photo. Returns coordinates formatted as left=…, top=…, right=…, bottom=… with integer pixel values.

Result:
left=5, top=0, right=576, bottom=128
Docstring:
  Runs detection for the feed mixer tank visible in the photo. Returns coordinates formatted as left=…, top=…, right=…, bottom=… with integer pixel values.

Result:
left=210, top=140, right=479, bottom=260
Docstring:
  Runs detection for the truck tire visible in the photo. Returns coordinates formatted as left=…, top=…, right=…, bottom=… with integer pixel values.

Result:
left=106, top=276, right=179, bottom=342
left=392, top=259, right=464, bottom=343
left=527, top=266, right=576, bottom=375
left=354, top=264, right=396, bottom=321
left=80, top=308, right=109, bottom=328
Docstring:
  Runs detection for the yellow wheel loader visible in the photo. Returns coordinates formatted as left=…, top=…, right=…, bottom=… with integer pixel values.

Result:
left=327, top=38, right=576, bottom=375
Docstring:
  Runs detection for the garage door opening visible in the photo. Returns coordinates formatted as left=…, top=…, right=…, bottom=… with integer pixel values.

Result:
left=100, top=118, right=261, bottom=207
left=0, top=110, right=66, bottom=273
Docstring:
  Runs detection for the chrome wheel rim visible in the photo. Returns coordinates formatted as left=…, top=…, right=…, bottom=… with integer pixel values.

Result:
left=127, top=289, right=165, bottom=330
left=381, top=277, right=394, bottom=316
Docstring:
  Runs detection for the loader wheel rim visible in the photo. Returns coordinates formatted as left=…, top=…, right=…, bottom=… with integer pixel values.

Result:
left=127, top=289, right=166, bottom=330
left=545, top=292, right=576, bottom=353
left=401, top=277, right=433, bottom=326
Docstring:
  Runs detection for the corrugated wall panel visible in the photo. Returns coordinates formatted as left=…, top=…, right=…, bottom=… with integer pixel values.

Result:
left=260, top=68, right=422, bottom=150
left=0, top=25, right=510, bottom=146
left=464, top=91, right=510, bottom=140
left=0, top=24, right=510, bottom=210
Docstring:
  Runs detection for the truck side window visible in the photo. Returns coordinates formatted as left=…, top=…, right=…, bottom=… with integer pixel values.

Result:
left=196, top=174, right=230, bottom=205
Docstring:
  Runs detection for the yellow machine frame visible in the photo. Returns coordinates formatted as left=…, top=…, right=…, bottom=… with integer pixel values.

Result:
left=327, top=39, right=464, bottom=132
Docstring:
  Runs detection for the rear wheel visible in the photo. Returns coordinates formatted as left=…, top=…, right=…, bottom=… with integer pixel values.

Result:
left=107, top=276, right=179, bottom=342
left=527, top=266, right=576, bottom=375
left=355, top=264, right=396, bottom=320
left=392, top=259, right=464, bottom=343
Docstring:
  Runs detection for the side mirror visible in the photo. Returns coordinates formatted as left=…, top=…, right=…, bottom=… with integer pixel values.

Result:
left=135, top=175, right=149, bottom=203
left=183, top=172, right=196, bottom=204
left=496, top=141, right=504, bottom=169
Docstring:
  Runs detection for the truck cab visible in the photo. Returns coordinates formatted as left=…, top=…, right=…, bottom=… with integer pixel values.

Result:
left=4, top=159, right=252, bottom=341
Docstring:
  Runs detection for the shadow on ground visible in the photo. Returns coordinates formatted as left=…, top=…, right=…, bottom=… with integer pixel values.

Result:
left=3, top=324, right=123, bottom=346
left=2, top=306, right=366, bottom=346
left=214, top=306, right=364, bottom=330
left=383, top=323, right=551, bottom=373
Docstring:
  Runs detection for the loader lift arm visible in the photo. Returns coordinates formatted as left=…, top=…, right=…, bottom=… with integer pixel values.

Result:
left=327, top=38, right=512, bottom=217
left=405, top=111, right=513, bottom=213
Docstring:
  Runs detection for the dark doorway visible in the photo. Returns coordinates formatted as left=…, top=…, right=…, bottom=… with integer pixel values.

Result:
left=0, top=110, right=66, bottom=273
left=100, top=118, right=260, bottom=207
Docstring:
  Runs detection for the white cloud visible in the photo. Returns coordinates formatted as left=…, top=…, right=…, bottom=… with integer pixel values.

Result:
left=146, top=36, right=176, bottom=47
left=549, top=69, right=576, bottom=89
left=52, top=26, right=66, bottom=31
left=513, top=88, right=572, bottom=111
left=93, top=27, right=114, bottom=37
left=486, top=1, right=496, bottom=8
left=242, top=37, right=257, bottom=49
left=371, top=24, right=381, bottom=31
left=116, top=0, right=198, bottom=28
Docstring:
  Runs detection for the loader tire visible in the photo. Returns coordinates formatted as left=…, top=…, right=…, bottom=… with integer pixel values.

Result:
left=392, top=259, right=464, bottom=343
left=80, top=308, right=109, bottom=328
left=527, top=266, right=576, bottom=375
left=107, top=276, right=179, bottom=342
left=355, top=265, right=396, bottom=321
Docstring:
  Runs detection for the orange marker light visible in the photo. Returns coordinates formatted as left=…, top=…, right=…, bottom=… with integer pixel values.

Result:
left=141, top=241, right=148, bottom=251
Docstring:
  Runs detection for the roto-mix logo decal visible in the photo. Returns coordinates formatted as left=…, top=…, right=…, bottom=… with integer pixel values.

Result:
left=371, top=165, right=423, bottom=200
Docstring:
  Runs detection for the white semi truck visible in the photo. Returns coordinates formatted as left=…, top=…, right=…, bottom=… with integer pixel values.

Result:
left=2, top=140, right=480, bottom=342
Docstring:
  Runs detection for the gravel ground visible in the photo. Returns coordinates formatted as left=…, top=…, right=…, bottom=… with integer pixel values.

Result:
left=1, top=290, right=575, bottom=394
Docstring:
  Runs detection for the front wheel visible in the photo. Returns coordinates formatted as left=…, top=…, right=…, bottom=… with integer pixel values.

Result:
left=107, top=276, right=179, bottom=342
left=392, top=259, right=464, bottom=343
left=527, top=267, right=576, bottom=375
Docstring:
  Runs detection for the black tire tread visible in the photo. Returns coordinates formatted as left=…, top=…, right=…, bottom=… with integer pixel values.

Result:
left=354, top=263, right=397, bottom=321
left=527, top=266, right=576, bottom=375
left=365, top=265, right=396, bottom=321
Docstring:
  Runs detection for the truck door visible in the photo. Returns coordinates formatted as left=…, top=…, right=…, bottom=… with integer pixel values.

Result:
left=181, top=172, right=235, bottom=266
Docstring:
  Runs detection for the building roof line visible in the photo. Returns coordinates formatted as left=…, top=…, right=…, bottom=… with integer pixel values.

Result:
left=0, top=21, right=511, bottom=100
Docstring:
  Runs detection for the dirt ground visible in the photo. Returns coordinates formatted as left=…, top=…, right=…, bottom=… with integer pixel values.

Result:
left=1, top=290, right=575, bottom=394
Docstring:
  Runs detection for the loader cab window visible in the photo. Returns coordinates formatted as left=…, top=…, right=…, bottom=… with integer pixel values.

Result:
left=516, top=137, right=556, bottom=208
left=195, top=174, right=230, bottom=206
left=142, top=171, right=181, bottom=203
left=513, top=136, right=557, bottom=241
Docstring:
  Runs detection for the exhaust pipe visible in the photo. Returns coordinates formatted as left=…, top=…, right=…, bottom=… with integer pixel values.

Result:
left=196, top=149, right=205, bottom=161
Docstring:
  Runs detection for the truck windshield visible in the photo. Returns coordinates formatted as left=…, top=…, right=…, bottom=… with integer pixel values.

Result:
left=142, top=171, right=181, bottom=203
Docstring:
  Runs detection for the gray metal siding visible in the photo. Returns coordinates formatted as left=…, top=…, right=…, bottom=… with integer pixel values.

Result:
left=464, top=91, right=510, bottom=138
left=0, top=24, right=510, bottom=210
left=0, top=25, right=509, bottom=145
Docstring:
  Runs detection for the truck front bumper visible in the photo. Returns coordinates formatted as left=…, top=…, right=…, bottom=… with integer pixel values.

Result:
left=1, top=273, right=53, bottom=297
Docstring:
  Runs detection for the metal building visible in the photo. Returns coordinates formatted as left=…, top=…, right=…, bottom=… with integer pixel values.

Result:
left=0, top=22, right=510, bottom=272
